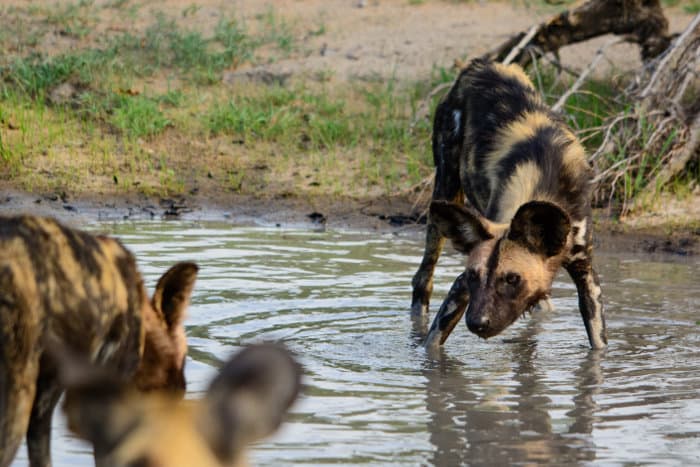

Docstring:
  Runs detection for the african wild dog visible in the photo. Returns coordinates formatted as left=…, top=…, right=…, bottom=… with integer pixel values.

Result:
left=56, top=343, right=301, bottom=467
left=0, top=215, right=198, bottom=467
left=411, top=58, right=607, bottom=350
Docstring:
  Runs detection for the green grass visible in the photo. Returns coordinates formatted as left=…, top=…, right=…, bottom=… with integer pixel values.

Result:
left=663, top=0, right=700, bottom=13
left=110, top=94, right=172, bottom=138
left=255, top=7, right=296, bottom=56
left=203, top=80, right=434, bottom=190
left=1, top=0, right=694, bottom=203
left=0, top=2, right=436, bottom=195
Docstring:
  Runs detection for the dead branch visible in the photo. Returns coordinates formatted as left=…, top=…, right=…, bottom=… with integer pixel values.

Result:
left=409, top=82, right=452, bottom=132
left=502, top=26, right=539, bottom=65
left=552, top=38, right=623, bottom=112
left=485, top=0, right=671, bottom=67
left=633, top=112, right=700, bottom=205
left=640, top=13, right=700, bottom=105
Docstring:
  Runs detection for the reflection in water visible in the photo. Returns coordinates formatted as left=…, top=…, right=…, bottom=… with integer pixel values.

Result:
left=424, top=320, right=602, bottom=466
left=9, top=223, right=700, bottom=466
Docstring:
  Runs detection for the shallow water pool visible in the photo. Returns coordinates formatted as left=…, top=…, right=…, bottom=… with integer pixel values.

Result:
left=11, top=222, right=700, bottom=466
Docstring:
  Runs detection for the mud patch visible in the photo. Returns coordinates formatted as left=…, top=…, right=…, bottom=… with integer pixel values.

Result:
left=1, top=191, right=696, bottom=255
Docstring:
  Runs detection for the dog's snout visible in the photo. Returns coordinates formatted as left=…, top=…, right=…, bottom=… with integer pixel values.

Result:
left=467, top=314, right=490, bottom=335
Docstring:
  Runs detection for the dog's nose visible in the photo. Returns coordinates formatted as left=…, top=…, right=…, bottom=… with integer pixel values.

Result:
left=467, top=314, right=490, bottom=335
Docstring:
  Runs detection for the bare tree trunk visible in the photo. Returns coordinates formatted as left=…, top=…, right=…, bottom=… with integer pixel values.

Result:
left=485, top=0, right=672, bottom=66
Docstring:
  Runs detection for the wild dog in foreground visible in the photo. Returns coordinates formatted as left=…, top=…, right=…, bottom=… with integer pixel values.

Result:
left=57, top=343, right=302, bottom=467
left=411, top=58, right=607, bottom=350
left=0, top=215, right=198, bottom=467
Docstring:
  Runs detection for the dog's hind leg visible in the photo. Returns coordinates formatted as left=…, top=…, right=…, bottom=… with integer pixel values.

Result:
left=26, top=356, right=62, bottom=467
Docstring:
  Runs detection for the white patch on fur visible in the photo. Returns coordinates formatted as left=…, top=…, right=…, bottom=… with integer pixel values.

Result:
left=452, top=110, right=461, bottom=137
left=584, top=272, right=605, bottom=348
left=572, top=219, right=587, bottom=246
left=569, top=251, right=587, bottom=261
left=535, top=297, right=554, bottom=312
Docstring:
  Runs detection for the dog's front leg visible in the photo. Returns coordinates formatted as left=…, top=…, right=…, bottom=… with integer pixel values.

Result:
left=424, top=272, right=470, bottom=349
left=26, top=360, right=63, bottom=467
left=566, top=259, right=608, bottom=349
left=411, top=223, right=446, bottom=319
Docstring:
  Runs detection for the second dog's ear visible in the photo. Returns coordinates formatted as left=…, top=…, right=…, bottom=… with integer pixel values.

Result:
left=198, top=344, right=302, bottom=464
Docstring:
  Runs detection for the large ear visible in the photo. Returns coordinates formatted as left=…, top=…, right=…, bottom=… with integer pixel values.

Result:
left=507, top=201, right=571, bottom=257
left=151, top=262, right=199, bottom=330
left=199, top=344, right=302, bottom=464
left=429, top=201, right=496, bottom=253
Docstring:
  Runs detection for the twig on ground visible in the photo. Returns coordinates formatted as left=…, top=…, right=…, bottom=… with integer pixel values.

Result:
left=409, top=82, right=452, bottom=132
left=502, top=25, right=539, bottom=65
left=552, top=37, right=622, bottom=112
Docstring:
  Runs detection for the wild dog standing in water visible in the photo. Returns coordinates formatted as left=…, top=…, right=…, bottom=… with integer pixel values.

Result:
left=56, top=343, right=302, bottom=467
left=0, top=215, right=198, bottom=467
left=411, top=58, right=607, bottom=350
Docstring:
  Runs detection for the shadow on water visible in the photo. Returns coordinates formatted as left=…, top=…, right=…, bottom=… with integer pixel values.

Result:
left=9, top=222, right=700, bottom=466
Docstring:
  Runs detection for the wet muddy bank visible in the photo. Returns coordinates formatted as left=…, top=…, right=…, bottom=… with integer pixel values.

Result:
left=1, top=189, right=698, bottom=256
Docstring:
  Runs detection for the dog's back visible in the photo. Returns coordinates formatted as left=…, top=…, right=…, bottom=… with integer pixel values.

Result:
left=0, top=215, right=145, bottom=367
left=434, top=58, right=593, bottom=224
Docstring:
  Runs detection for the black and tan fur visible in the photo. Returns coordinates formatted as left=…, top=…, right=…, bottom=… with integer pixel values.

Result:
left=411, top=58, right=607, bottom=350
left=57, top=343, right=302, bottom=467
left=0, top=215, right=198, bottom=467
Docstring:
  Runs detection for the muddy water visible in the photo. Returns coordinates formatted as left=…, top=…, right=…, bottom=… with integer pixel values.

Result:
left=11, top=222, right=700, bottom=466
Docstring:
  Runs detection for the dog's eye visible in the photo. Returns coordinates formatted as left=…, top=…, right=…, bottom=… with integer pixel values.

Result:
left=505, top=272, right=521, bottom=286
left=467, top=268, right=479, bottom=283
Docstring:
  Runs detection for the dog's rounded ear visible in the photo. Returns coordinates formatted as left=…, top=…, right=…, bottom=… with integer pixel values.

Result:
left=151, top=262, right=199, bottom=330
left=507, top=201, right=571, bottom=257
left=199, top=344, right=302, bottom=464
left=429, top=201, right=496, bottom=253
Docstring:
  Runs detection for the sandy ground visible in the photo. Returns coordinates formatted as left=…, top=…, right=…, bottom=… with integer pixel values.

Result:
left=3, top=0, right=695, bottom=83
left=225, top=0, right=694, bottom=82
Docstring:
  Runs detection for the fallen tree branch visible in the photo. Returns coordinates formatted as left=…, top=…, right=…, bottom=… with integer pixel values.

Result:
left=485, top=0, right=671, bottom=67
left=640, top=12, right=700, bottom=104
left=590, top=13, right=700, bottom=214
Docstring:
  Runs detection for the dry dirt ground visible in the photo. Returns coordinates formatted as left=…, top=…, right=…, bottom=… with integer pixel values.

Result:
left=1, top=0, right=698, bottom=253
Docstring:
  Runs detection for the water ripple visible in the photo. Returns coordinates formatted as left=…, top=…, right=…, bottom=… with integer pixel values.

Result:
left=11, top=223, right=700, bottom=467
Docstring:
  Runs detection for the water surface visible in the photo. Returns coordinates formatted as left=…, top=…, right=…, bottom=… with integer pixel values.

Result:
left=11, top=222, right=700, bottom=466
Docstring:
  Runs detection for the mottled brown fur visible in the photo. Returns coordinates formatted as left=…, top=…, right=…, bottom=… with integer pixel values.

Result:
left=412, top=59, right=607, bottom=350
left=0, top=215, right=198, bottom=467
